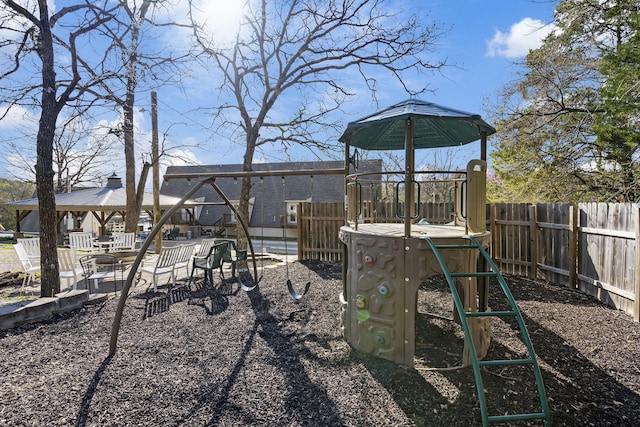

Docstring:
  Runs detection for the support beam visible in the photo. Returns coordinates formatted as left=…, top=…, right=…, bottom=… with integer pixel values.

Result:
left=164, top=167, right=345, bottom=181
left=480, top=131, right=487, bottom=161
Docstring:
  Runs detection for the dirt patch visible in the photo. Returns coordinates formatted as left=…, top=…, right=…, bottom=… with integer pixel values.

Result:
left=1, top=262, right=639, bottom=426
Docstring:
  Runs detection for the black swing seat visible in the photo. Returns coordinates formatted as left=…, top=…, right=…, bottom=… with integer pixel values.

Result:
left=287, top=279, right=310, bottom=299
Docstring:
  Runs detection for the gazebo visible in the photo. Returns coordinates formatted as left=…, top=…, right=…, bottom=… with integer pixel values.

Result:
left=6, top=174, right=201, bottom=236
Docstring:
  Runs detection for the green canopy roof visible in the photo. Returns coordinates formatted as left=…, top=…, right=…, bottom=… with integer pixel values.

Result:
left=338, top=99, right=496, bottom=150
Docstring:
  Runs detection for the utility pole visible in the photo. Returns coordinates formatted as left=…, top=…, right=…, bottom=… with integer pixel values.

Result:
left=151, top=91, right=161, bottom=253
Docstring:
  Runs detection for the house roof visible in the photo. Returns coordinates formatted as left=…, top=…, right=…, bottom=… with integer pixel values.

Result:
left=161, top=160, right=381, bottom=228
left=6, top=182, right=199, bottom=212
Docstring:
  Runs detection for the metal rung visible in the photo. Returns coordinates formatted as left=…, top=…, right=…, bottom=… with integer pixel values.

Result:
left=479, top=358, right=534, bottom=367
left=488, top=413, right=548, bottom=423
left=433, top=244, right=476, bottom=250
left=465, top=310, right=517, bottom=318
left=450, top=272, right=497, bottom=278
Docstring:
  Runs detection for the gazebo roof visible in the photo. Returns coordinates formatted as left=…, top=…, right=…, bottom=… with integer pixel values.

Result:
left=338, top=98, right=496, bottom=150
left=6, top=185, right=199, bottom=212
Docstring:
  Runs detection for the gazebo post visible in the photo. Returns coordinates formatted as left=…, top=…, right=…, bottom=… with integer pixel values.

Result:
left=480, top=131, right=487, bottom=161
left=404, top=117, right=414, bottom=238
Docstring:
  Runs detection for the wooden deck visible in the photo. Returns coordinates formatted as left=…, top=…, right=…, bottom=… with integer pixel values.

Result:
left=347, top=222, right=486, bottom=239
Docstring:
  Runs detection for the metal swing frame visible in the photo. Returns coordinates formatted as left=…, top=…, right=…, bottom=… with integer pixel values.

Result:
left=110, top=168, right=345, bottom=356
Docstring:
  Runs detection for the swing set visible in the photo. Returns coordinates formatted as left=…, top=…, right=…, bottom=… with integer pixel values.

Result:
left=109, top=168, right=344, bottom=356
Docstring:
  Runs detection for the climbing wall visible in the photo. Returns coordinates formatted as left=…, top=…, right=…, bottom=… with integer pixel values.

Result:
left=339, top=228, right=492, bottom=367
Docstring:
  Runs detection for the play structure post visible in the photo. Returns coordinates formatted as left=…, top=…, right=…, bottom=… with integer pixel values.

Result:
left=344, top=138, right=351, bottom=226
left=480, top=131, right=487, bottom=161
left=404, top=117, right=414, bottom=238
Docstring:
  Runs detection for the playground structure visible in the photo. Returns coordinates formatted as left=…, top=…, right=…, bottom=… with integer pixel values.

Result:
left=337, top=99, right=550, bottom=426
left=339, top=159, right=492, bottom=367
left=108, top=99, right=550, bottom=426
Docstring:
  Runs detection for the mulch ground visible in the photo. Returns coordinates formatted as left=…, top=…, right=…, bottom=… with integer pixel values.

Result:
left=1, top=261, right=639, bottom=426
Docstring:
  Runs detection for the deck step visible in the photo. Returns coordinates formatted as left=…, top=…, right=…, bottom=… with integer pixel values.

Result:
left=479, top=358, right=535, bottom=367
left=488, top=412, right=549, bottom=423
left=450, top=272, right=497, bottom=278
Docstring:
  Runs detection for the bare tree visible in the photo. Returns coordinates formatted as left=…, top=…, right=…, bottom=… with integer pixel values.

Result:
left=87, top=0, right=191, bottom=232
left=2, top=115, right=120, bottom=191
left=0, top=0, right=117, bottom=296
left=189, top=0, right=447, bottom=244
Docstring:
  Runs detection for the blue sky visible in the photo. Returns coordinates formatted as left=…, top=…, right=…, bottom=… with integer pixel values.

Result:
left=150, top=0, right=558, bottom=174
left=0, top=0, right=558, bottom=184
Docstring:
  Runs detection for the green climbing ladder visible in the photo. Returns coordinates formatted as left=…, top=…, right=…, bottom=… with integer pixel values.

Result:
left=423, top=235, right=551, bottom=426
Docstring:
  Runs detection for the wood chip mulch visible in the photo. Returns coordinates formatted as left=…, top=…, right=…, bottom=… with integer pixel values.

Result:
left=1, top=261, right=639, bottom=426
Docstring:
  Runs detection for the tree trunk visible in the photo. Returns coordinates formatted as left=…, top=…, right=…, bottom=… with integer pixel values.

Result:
left=237, top=131, right=258, bottom=249
left=36, top=0, right=60, bottom=297
left=123, top=79, right=137, bottom=232
left=131, top=162, right=151, bottom=232
left=123, top=1, right=151, bottom=233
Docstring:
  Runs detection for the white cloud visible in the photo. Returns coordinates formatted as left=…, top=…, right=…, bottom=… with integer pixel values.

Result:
left=486, top=18, right=556, bottom=58
left=0, top=104, right=37, bottom=130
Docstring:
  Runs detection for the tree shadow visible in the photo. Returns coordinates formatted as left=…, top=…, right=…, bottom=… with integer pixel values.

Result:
left=172, top=320, right=260, bottom=426
left=173, top=285, right=343, bottom=426
left=500, top=273, right=616, bottom=308
left=303, top=259, right=342, bottom=280
left=75, top=355, right=113, bottom=427
left=491, top=297, right=640, bottom=425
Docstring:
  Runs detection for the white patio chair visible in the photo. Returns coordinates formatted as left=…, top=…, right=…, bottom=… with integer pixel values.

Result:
left=16, top=238, right=40, bottom=266
left=13, top=242, right=40, bottom=292
left=195, top=238, right=218, bottom=258
left=57, top=248, right=84, bottom=291
left=69, top=232, right=99, bottom=257
left=174, top=242, right=196, bottom=279
left=111, top=232, right=136, bottom=251
left=140, top=246, right=180, bottom=292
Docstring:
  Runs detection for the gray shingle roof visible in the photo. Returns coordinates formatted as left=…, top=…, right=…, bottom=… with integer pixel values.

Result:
left=161, top=160, right=381, bottom=227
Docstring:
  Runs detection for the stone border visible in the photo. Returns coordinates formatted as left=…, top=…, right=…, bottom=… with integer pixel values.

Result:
left=0, top=290, right=108, bottom=331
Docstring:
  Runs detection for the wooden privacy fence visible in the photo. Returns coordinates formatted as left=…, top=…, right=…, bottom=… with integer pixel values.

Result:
left=490, top=203, right=640, bottom=321
left=298, top=201, right=640, bottom=321
left=489, top=203, right=578, bottom=286
left=297, top=201, right=455, bottom=261
left=297, top=202, right=344, bottom=262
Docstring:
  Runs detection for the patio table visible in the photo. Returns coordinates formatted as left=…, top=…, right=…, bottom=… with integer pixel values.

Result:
left=93, top=239, right=115, bottom=252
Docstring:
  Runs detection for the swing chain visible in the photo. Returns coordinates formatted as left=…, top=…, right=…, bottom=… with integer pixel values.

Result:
left=281, top=175, right=311, bottom=299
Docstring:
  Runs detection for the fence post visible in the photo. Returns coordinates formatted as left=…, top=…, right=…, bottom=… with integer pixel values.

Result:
left=528, top=204, right=538, bottom=279
left=297, top=202, right=304, bottom=260
left=635, top=206, right=640, bottom=321
left=490, top=203, right=497, bottom=263
left=569, top=205, right=578, bottom=289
